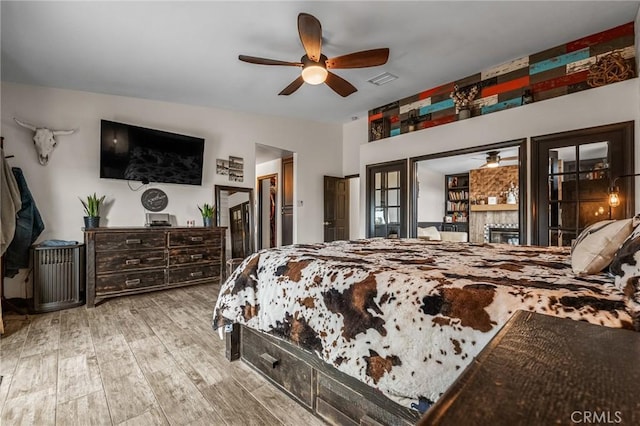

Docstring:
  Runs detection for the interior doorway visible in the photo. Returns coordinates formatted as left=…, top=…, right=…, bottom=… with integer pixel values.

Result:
left=255, top=143, right=295, bottom=249
left=409, top=139, right=527, bottom=244
left=257, top=174, right=277, bottom=249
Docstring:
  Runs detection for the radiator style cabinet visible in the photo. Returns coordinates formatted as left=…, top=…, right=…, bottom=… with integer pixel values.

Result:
left=84, top=227, right=225, bottom=307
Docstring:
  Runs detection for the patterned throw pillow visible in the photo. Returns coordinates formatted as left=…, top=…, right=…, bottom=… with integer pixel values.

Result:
left=571, top=217, right=638, bottom=275
left=610, top=224, right=640, bottom=330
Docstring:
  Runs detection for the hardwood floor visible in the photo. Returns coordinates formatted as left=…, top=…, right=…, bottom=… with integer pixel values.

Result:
left=0, top=283, right=326, bottom=425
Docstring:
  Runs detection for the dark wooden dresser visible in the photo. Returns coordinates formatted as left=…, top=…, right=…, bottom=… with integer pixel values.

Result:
left=84, top=226, right=225, bottom=307
left=419, top=310, right=640, bottom=425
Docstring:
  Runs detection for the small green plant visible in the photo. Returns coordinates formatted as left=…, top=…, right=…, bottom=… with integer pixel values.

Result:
left=80, top=193, right=105, bottom=217
left=198, top=203, right=215, bottom=218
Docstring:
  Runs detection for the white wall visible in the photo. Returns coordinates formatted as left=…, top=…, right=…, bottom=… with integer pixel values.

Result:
left=344, top=79, right=640, bottom=239
left=349, top=177, right=360, bottom=240
left=343, top=118, right=367, bottom=176
left=1, top=82, right=342, bottom=296
left=416, top=165, right=445, bottom=222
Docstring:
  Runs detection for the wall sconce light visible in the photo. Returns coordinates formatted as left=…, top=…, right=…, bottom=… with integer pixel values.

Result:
left=608, top=173, right=640, bottom=207
left=608, top=186, right=620, bottom=207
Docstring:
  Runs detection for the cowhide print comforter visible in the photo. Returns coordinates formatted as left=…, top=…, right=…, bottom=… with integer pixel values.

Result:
left=212, top=239, right=633, bottom=411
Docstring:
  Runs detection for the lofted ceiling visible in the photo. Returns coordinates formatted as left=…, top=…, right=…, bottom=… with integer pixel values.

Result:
left=2, top=1, right=639, bottom=124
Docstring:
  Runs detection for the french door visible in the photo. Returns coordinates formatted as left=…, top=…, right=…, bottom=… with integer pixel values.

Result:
left=367, top=160, right=407, bottom=238
left=532, top=122, right=634, bottom=246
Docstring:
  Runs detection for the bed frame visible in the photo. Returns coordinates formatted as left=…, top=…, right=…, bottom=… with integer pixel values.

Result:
left=225, top=323, right=422, bottom=426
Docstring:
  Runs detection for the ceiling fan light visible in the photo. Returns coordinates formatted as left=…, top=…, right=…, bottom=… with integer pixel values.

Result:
left=301, top=65, right=328, bottom=85
left=486, top=161, right=500, bottom=168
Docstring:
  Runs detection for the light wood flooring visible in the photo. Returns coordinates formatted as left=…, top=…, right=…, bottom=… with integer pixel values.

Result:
left=0, top=283, right=326, bottom=425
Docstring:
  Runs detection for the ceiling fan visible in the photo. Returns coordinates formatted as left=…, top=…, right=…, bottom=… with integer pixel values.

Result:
left=479, top=151, right=519, bottom=168
left=238, top=13, right=390, bottom=97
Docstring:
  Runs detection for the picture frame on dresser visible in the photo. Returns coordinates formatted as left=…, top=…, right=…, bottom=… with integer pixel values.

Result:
left=84, top=226, right=226, bottom=307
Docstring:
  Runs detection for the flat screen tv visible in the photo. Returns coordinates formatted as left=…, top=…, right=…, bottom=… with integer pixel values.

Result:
left=100, top=120, right=205, bottom=186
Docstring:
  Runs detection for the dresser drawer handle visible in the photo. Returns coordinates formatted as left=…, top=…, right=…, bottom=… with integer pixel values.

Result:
left=125, top=278, right=141, bottom=286
left=189, top=271, right=203, bottom=278
left=125, top=259, right=141, bottom=265
left=259, top=353, right=279, bottom=369
left=125, top=239, right=141, bottom=244
left=190, top=236, right=204, bottom=242
left=190, top=254, right=204, bottom=260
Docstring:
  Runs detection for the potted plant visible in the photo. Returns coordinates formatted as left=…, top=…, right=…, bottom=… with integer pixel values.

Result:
left=80, top=193, right=106, bottom=229
left=198, top=203, right=215, bottom=227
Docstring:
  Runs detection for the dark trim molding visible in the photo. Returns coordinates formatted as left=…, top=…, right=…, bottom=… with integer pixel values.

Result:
left=409, top=139, right=528, bottom=244
left=530, top=121, right=634, bottom=245
left=365, top=159, right=408, bottom=238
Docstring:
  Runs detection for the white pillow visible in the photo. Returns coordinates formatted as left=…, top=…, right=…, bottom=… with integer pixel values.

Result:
left=571, top=217, right=639, bottom=275
left=417, top=226, right=441, bottom=240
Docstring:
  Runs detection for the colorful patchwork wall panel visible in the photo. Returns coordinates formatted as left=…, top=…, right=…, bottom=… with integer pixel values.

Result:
left=368, top=22, right=636, bottom=142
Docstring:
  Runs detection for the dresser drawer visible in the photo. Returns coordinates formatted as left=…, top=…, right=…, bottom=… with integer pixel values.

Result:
left=168, top=264, right=220, bottom=283
left=95, top=232, right=165, bottom=251
left=241, top=327, right=313, bottom=408
left=168, top=247, right=220, bottom=266
left=96, top=270, right=166, bottom=293
left=168, top=230, right=221, bottom=247
left=96, top=250, right=166, bottom=273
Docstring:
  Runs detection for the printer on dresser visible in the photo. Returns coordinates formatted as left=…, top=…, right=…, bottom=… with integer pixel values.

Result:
left=84, top=226, right=225, bottom=307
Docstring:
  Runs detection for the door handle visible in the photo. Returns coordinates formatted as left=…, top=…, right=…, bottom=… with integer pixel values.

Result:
left=323, top=221, right=330, bottom=226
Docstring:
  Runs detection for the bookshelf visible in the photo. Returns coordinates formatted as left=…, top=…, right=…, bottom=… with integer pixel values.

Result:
left=445, top=173, right=469, bottom=224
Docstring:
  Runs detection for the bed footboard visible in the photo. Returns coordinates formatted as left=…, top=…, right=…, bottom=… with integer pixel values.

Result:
left=225, top=324, right=421, bottom=426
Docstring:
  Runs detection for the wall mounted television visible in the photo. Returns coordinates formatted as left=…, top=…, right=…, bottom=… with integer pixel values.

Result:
left=100, top=120, right=205, bottom=186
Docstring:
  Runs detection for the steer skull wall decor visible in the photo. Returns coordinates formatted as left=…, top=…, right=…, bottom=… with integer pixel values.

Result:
left=14, top=118, right=76, bottom=165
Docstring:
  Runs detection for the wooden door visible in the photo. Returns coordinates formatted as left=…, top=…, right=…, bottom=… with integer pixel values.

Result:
left=281, top=156, right=294, bottom=245
left=324, top=176, right=349, bottom=242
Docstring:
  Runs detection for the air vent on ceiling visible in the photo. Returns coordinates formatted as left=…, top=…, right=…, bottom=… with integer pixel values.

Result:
left=367, top=72, right=398, bottom=86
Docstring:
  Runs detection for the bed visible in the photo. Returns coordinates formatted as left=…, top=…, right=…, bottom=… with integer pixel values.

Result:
left=212, top=237, right=637, bottom=423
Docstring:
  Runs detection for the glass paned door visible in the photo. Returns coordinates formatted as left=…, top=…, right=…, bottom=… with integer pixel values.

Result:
left=547, top=142, right=610, bottom=246
left=368, top=161, right=407, bottom=238
left=532, top=122, right=634, bottom=246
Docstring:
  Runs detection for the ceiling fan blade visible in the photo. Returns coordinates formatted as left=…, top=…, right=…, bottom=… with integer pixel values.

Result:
left=298, top=13, right=322, bottom=62
left=325, top=71, right=357, bottom=97
left=501, top=156, right=519, bottom=161
left=239, top=55, right=302, bottom=67
left=279, top=76, right=305, bottom=96
left=326, top=48, right=390, bottom=69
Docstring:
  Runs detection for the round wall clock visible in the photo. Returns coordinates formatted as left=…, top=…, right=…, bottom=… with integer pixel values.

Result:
left=141, top=188, right=168, bottom=212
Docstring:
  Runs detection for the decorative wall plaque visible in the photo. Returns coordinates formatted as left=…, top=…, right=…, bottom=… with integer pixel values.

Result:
left=141, top=188, right=168, bottom=212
